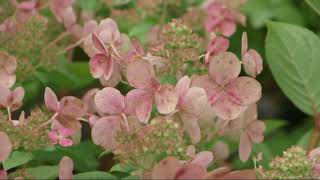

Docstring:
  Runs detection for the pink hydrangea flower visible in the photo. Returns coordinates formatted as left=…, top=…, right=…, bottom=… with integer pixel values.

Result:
left=175, top=76, right=208, bottom=144
left=0, top=131, right=12, bottom=163
left=0, top=53, right=17, bottom=88
left=191, top=52, right=262, bottom=120
left=44, top=87, right=86, bottom=130
left=204, top=35, right=229, bottom=64
left=308, top=147, right=320, bottom=178
left=241, top=32, right=263, bottom=78
left=126, top=59, right=178, bottom=123
left=59, top=156, right=73, bottom=179
left=48, top=121, right=74, bottom=147
left=0, top=86, right=25, bottom=112
left=49, top=0, right=77, bottom=29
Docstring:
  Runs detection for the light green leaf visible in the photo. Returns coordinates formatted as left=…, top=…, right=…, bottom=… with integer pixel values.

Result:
left=73, top=171, right=116, bottom=179
left=26, top=166, right=58, bottom=180
left=122, top=175, right=140, bottom=180
left=297, top=128, right=313, bottom=149
left=264, top=119, right=287, bottom=135
left=266, top=22, right=320, bottom=116
left=128, top=22, right=155, bottom=45
left=3, top=151, right=34, bottom=170
left=110, top=164, right=138, bottom=173
left=306, top=0, right=320, bottom=15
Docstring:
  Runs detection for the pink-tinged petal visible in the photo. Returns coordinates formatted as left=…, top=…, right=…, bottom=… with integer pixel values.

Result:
left=0, top=170, right=7, bottom=179
left=89, top=54, right=108, bottom=78
left=99, top=61, right=121, bottom=87
left=208, top=52, right=241, bottom=85
left=243, top=49, right=263, bottom=78
left=88, top=115, right=99, bottom=127
left=175, top=164, right=207, bottom=179
left=309, top=147, right=320, bottom=160
left=181, top=114, right=201, bottom=144
left=59, top=138, right=73, bottom=147
left=241, top=32, right=248, bottom=58
left=0, top=132, right=12, bottom=162
left=206, top=36, right=229, bottom=64
left=102, top=56, right=114, bottom=81
left=226, top=76, right=262, bottom=105
left=92, top=33, right=107, bottom=53
left=59, top=156, right=73, bottom=180
left=211, top=92, right=245, bottom=120
left=155, top=84, right=178, bottom=114
left=44, top=87, right=59, bottom=112
left=135, top=92, right=153, bottom=123
left=0, top=71, right=16, bottom=88
left=186, top=145, right=196, bottom=158
left=82, top=20, right=98, bottom=37
left=62, top=7, right=76, bottom=29
left=124, top=89, right=145, bottom=115
left=59, top=96, right=86, bottom=118
left=82, top=88, right=99, bottom=114
left=220, top=21, right=236, bottom=37
left=191, top=75, right=220, bottom=101
left=94, top=87, right=125, bottom=115
left=180, top=87, right=207, bottom=117
left=131, top=39, right=145, bottom=56
left=126, top=60, right=156, bottom=89
left=83, top=34, right=99, bottom=57
left=4, top=56, right=17, bottom=74
left=10, top=87, right=25, bottom=111
left=191, top=151, right=214, bottom=168
left=0, top=85, right=11, bottom=108
left=91, top=116, right=121, bottom=149
left=219, top=169, right=256, bottom=179
left=213, top=141, right=229, bottom=160
left=152, top=157, right=182, bottom=179
left=58, top=126, right=74, bottom=137
left=175, top=76, right=191, bottom=99
left=239, top=133, right=252, bottom=162
left=98, top=18, right=120, bottom=43
left=206, top=166, right=232, bottom=179
left=48, top=131, right=59, bottom=144
left=17, top=1, right=36, bottom=10
left=247, top=120, right=265, bottom=143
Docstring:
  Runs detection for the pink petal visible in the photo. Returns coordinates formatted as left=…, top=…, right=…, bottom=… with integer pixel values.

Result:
left=94, top=87, right=125, bottom=115
left=3, top=56, right=17, bottom=74
left=152, top=157, right=182, bottom=179
left=126, top=60, right=156, bottom=89
left=62, top=7, right=76, bottom=29
left=206, top=36, right=229, bottom=64
left=213, top=141, right=229, bottom=160
left=44, top=87, right=59, bottom=112
left=102, top=56, right=114, bottom=81
left=98, top=18, right=120, bottom=44
left=155, top=84, right=178, bottom=114
left=135, top=92, right=153, bottom=123
left=206, top=166, right=232, bottom=179
left=181, top=114, right=201, bottom=144
left=58, top=126, right=74, bottom=137
left=175, top=76, right=191, bottom=100
left=17, top=1, right=36, bottom=10
left=89, top=54, right=108, bottom=78
left=239, top=133, right=252, bottom=162
left=0, top=85, right=11, bottom=108
left=175, top=164, right=207, bottom=179
left=220, top=21, right=236, bottom=37
left=191, top=151, right=214, bottom=168
left=208, top=52, right=241, bottom=85
left=91, top=116, right=121, bottom=149
left=83, top=34, right=99, bottom=57
left=92, top=33, right=107, bottom=53
left=241, top=32, right=248, bottom=58
left=10, top=87, right=25, bottom=111
left=59, top=96, right=86, bottom=118
left=124, top=89, right=146, bottom=115
left=186, top=145, right=196, bottom=158
left=99, top=61, right=121, bottom=87
left=309, top=147, right=320, bottom=160
left=0, top=71, right=16, bottom=88
left=243, top=49, right=263, bottom=78
left=0, top=132, right=12, bottom=162
left=219, top=169, right=256, bottom=179
left=180, top=87, right=207, bottom=117
left=225, top=76, right=262, bottom=105
left=0, top=170, right=7, bottom=180
left=59, top=138, right=73, bottom=147
left=48, top=131, right=59, bottom=144
left=82, top=20, right=98, bottom=37
left=211, top=92, right=245, bottom=120
left=82, top=88, right=99, bottom=114
left=59, top=156, right=73, bottom=180
left=131, top=39, right=144, bottom=56
left=88, top=115, right=99, bottom=127
left=191, top=75, right=220, bottom=102
left=247, top=120, right=265, bottom=143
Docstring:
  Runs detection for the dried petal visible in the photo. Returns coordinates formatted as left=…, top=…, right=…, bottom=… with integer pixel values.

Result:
left=59, top=97, right=86, bottom=118
left=239, top=133, right=252, bottom=162
left=180, top=87, right=207, bottom=117
left=0, top=71, right=16, bottom=88
left=220, top=21, right=236, bottom=37
left=205, top=36, right=229, bottom=64
left=0, top=132, right=12, bottom=162
left=89, top=54, right=108, bottom=78
left=208, top=52, right=241, bottom=85
left=10, top=87, right=25, bottom=111
left=44, top=87, right=59, bottom=112
left=126, top=60, right=156, bottom=89
left=135, top=92, right=153, bottom=123
left=191, top=151, right=214, bottom=168
left=241, top=32, right=248, bottom=58
left=175, top=76, right=191, bottom=99
left=191, top=75, right=220, bottom=101
left=124, top=89, right=146, bottom=115
left=59, top=156, right=73, bottom=180
left=155, top=84, right=178, bottom=114
left=243, top=49, right=263, bottom=78
left=213, top=141, right=229, bottom=160
left=181, top=114, right=201, bottom=144
left=92, top=33, right=107, bottom=53
left=247, top=120, right=265, bottom=143
left=152, top=157, right=182, bottom=179
left=0, top=86, right=11, bottom=108
left=95, top=87, right=125, bottom=115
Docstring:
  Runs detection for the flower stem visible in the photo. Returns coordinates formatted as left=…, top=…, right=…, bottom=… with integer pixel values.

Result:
left=308, top=114, right=320, bottom=152
left=7, top=107, right=11, bottom=122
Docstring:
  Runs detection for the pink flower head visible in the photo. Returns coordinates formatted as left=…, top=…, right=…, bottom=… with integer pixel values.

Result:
left=175, top=76, right=208, bottom=144
left=204, top=35, right=229, bottom=64
left=192, top=52, right=262, bottom=120
left=0, top=131, right=12, bottom=162
left=48, top=121, right=74, bottom=147
left=0, top=86, right=25, bottom=111
left=0, top=170, right=7, bottom=180
left=59, top=156, right=73, bottom=179
left=0, top=53, right=17, bottom=88
left=204, top=0, right=246, bottom=37
left=44, top=87, right=86, bottom=130
left=126, top=59, right=178, bottom=123
left=241, top=32, right=263, bottom=78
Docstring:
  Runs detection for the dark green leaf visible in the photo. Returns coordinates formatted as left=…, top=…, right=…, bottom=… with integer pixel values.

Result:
left=306, top=0, right=320, bottom=15
left=26, top=165, right=58, bottom=180
left=73, top=171, right=117, bottom=179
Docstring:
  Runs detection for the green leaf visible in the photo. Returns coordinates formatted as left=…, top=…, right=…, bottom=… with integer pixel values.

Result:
left=159, top=74, right=177, bottom=85
left=264, top=119, right=287, bottom=135
left=122, top=175, right=140, bottom=180
left=110, top=164, right=138, bottom=173
left=297, top=128, right=313, bottom=149
left=266, top=22, right=320, bottom=116
left=26, top=166, right=58, bottom=180
left=128, top=21, right=155, bottom=45
left=73, top=171, right=117, bottom=179
left=3, top=151, right=34, bottom=170
left=306, top=0, right=320, bottom=15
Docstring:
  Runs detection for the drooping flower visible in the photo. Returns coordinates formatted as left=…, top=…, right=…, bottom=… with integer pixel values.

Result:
left=0, top=86, right=25, bottom=112
left=126, top=59, right=178, bottom=123
left=241, top=32, right=263, bottom=78
left=0, top=52, right=17, bottom=88
left=191, top=52, right=262, bottom=120
left=48, top=121, right=74, bottom=147
left=0, top=131, right=12, bottom=162
left=59, top=156, right=73, bottom=180
left=44, top=87, right=86, bottom=130
left=204, top=35, right=229, bottom=64
left=175, top=76, right=208, bottom=144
